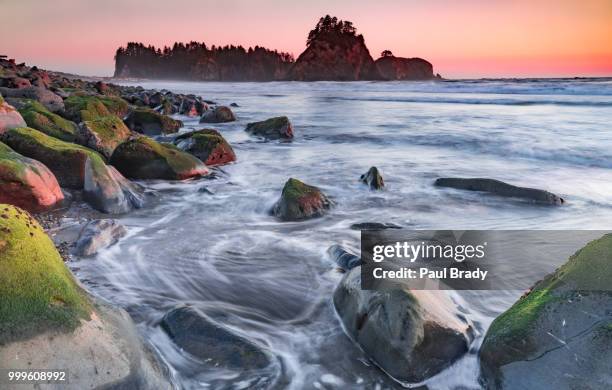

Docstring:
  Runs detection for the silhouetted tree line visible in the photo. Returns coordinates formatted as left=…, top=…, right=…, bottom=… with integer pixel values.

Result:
left=306, top=15, right=361, bottom=46
left=114, top=42, right=295, bottom=81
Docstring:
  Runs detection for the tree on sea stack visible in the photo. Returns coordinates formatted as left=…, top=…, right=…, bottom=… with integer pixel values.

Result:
left=381, top=50, right=393, bottom=57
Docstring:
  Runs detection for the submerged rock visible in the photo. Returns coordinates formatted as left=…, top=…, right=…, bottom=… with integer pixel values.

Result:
left=124, top=108, right=182, bottom=135
left=435, top=177, right=565, bottom=205
left=350, top=222, right=402, bottom=230
left=0, top=141, right=64, bottom=212
left=479, top=234, right=612, bottom=389
left=110, top=136, right=209, bottom=180
left=334, top=266, right=472, bottom=383
left=174, top=129, right=236, bottom=166
left=160, top=305, right=271, bottom=370
left=272, top=178, right=332, bottom=221
left=360, top=166, right=384, bottom=190
left=199, top=106, right=236, bottom=123
left=74, top=219, right=127, bottom=257
left=245, top=116, right=293, bottom=140
left=77, top=115, right=132, bottom=159
left=0, top=205, right=171, bottom=389
left=0, top=95, right=26, bottom=134
left=0, top=86, right=64, bottom=112
left=327, top=244, right=361, bottom=270
left=15, top=99, right=78, bottom=142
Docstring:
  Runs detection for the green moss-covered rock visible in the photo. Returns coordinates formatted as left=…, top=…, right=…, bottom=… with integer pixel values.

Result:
left=272, top=178, right=332, bottom=221
left=245, top=116, right=293, bottom=139
left=77, top=115, right=132, bottom=159
left=0, top=204, right=91, bottom=343
left=124, top=108, right=182, bottom=135
left=0, top=98, right=27, bottom=134
left=174, top=129, right=236, bottom=166
left=110, top=136, right=208, bottom=180
left=17, top=99, right=78, bottom=142
left=480, top=234, right=612, bottom=389
left=63, top=95, right=129, bottom=122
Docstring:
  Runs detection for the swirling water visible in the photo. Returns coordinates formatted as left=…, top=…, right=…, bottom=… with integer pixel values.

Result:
left=70, top=79, right=612, bottom=389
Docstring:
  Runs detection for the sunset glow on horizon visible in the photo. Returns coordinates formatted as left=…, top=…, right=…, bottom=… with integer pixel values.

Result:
left=1, top=0, right=611, bottom=78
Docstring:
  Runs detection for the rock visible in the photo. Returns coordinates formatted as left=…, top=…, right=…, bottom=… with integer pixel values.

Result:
left=174, top=129, right=236, bottom=166
left=327, top=244, right=361, bottom=270
left=160, top=305, right=271, bottom=370
left=16, top=98, right=78, bottom=142
left=245, top=116, right=293, bottom=140
left=63, top=94, right=129, bottom=122
left=124, top=108, right=182, bottom=135
left=74, top=219, right=127, bottom=257
left=199, top=106, right=236, bottom=123
left=360, top=166, right=384, bottom=190
left=0, top=95, right=26, bottom=134
left=230, top=102, right=239, bottom=107
left=110, top=136, right=209, bottom=180
left=272, top=178, right=332, bottom=221
left=334, top=266, right=472, bottom=383
left=0, top=141, right=64, bottom=212
left=435, top=178, right=565, bottom=205
left=0, top=86, right=64, bottom=112
left=6, top=76, right=32, bottom=89
left=479, top=234, right=612, bottom=390
left=375, top=56, right=436, bottom=80
left=350, top=222, right=402, bottom=230
left=0, top=205, right=171, bottom=389
left=198, top=186, right=214, bottom=195
left=77, top=115, right=132, bottom=159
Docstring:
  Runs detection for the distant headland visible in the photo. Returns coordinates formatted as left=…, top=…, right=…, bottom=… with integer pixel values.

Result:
left=114, top=15, right=441, bottom=81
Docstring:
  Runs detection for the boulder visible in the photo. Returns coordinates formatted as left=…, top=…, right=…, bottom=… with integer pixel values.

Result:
left=110, top=136, right=209, bottom=180
left=199, top=106, right=236, bottom=123
left=374, top=56, right=436, bottom=80
left=334, top=266, right=472, bottom=383
left=77, top=115, right=132, bottom=159
left=479, top=234, right=612, bottom=389
left=160, top=305, right=271, bottom=370
left=0, top=141, right=64, bottom=212
left=245, top=116, right=293, bottom=140
left=74, top=219, right=127, bottom=257
left=15, top=99, right=78, bottom=142
left=327, top=244, right=361, bottom=270
left=360, top=166, right=384, bottom=190
left=0, top=95, right=26, bottom=134
left=6, top=76, right=31, bottom=89
left=350, top=222, right=402, bottom=230
left=174, top=129, right=236, bottom=166
left=63, top=94, right=129, bottom=122
left=124, top=108, right=182, bottom=135
left=0, top=86, right=64, bottom=112
left=0, top=205, right=171, bottom=389
left=435, top=178, right=565, bottom=205
left=272, top=178, right=332, bottom=221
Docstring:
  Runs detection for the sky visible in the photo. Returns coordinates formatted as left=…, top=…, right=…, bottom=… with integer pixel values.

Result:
left=1, top=0, right=611, bottom=78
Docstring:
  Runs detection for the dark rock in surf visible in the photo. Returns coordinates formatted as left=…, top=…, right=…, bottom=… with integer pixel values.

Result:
left=230, top=102, right=239, bottom=107
left=272, top=178, right=332, bottom=221
left=199, top=106, right=236, bottom=123
left=174, top=129, right=236, bottom=166
left=160, top=305, right=271, bottom=370
left=360, top=166, right=384, bottom=190
left=74, top=219, right=127, bottom=257
left=479, top=234, right=612, bottom=389
left=327, top=245, right=361, bottom=270
left=124, top=108, right=182, bottom=135
left=434, top=178, right=564, bottom=205
left=350, top=222, right=402, bottom=231
left=245, top=116, right=293, bottom=140
left=334, top=266, right=472, bottom=383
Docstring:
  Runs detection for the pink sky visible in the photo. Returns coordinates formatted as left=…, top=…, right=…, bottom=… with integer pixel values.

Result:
left=1, top=0, right=611, bottom=78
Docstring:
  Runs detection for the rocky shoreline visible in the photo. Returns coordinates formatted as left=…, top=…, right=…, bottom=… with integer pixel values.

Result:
left=1, top=55, right=609, bottom=389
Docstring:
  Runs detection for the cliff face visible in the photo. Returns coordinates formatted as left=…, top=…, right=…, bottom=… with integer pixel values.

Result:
left=286, top=33, right=380, bottom=81
left=375, top=56, right=436, bottom=80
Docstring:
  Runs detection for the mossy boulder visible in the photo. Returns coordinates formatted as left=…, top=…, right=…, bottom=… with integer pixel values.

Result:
left=360, top=166, right=384, bottom=190
left=174, top=129, right=236, bottom=166
left=245, top=116, right=293, bottom=140
left=16, top=99, right=78, bottom=142
left=0, top=86, right=64, bottom=112
left=77, top=115, right=132, bottom=159
left=199, top=106, right=236, bottom=123
left=0, top=204, right=91, bottom=343
left=0, top=142, right=64, bottom=212
left=272, top=178, right=332, bottom=221
left=124, top=108, right=182, bottom=135
left=0, top=97, right=26, bottom=134
left=63, top=94, right=129, bottom=122
left=480, top=234, right=612, bottom=389
left=110, top=136, right=208, bottom=180
left=334, top=266, right=472, bottom=383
